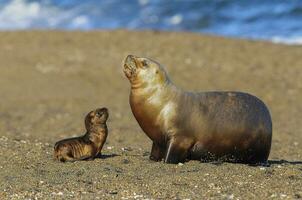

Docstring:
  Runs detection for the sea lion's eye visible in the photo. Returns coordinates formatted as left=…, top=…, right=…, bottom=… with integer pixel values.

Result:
left=96, top=112, right=103, bottom=117
left=142, top=60, right=148, bottom=68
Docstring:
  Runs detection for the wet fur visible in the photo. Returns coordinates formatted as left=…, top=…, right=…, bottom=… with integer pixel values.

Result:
left=124, top=55, right=272, bottom=164
left=54, top=108, right=108, bottom=162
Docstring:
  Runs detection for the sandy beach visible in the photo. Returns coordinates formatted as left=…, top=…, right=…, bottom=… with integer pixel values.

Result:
left=0, top=30, right=301, bottom=199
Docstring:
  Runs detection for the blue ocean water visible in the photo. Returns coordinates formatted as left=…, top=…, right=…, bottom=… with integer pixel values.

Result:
left=0, top=0, right=301, bottom=44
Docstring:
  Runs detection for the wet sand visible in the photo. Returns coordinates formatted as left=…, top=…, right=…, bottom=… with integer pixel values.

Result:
left=0, top=30, right=301, bottom=199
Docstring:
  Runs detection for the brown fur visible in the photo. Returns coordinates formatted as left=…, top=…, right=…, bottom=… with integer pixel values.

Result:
left=123, top=55, right=272, bottom=164
left=54, top=108, right=109, bottom=162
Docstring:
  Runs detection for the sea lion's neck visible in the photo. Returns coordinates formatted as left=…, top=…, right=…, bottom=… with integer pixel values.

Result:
left=130, top=80, right=175, bottom=104
left=85, top=124, right=107, bottom=145
left=130, top=80, right=180, bottom=142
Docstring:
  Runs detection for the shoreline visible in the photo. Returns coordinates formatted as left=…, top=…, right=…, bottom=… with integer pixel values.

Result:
left=1, top=29, right=301, bottom=46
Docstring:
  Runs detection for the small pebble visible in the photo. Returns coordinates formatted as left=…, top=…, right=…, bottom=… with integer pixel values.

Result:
left=227, top=194, right=234, bottom=199
left=121, top=147, right=132, bottom=151
left=109, top=191, right=118, bottom=195
left=122, top=159, right=130, bottom=164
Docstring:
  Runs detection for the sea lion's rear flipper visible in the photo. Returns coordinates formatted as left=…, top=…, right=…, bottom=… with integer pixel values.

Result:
left=164, top=136, right=194, bottom=164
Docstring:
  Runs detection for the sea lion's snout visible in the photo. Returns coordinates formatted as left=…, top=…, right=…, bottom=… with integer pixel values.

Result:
left=96, top=107, right=109, bottom=124
left=123, top=55, right=139, bottom=79
left=124, top=55, right=137, bottom=68
left=125, top=55, right=148, bottom=69
left=126, top=54, right=136, bottom=63
left=96, top=107, right=108, bottom=117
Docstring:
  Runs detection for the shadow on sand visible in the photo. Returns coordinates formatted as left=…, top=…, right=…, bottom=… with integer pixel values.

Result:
left=201, top=159, right=302, bottom=167
left=268, top=159, right=302, bottom=165
left=94, top=153, right=119, bottom=159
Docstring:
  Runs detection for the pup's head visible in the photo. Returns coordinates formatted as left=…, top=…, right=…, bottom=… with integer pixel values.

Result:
left=85, top=107, right=109, bottom=130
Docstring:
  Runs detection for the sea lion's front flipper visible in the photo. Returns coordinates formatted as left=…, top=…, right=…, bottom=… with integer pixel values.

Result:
left=164, top=136, right=194, bottom=164
left=150, top=142, right=165, bottom=161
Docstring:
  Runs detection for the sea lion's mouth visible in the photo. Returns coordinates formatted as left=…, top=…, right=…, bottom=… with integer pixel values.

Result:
left=123, top=55, right=138, bottom=79
left=123, top=63, right=136, bottom=79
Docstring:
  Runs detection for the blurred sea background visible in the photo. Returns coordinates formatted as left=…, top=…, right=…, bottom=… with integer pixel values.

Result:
left=0, top=0, right=301, bottom=45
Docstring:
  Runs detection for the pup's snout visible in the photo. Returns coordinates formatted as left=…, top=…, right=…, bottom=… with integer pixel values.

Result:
left=96, top=107, right=108, bottom=116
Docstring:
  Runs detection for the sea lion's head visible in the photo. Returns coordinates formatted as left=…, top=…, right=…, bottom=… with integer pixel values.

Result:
left=85, top=107, right=109, bottom=130
left=123, top=55, right=169, bottom=88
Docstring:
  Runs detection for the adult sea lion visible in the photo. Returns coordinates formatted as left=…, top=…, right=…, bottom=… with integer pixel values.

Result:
left=54, top=107, right=109, bottom=162
left=123, top=55, right=272, bottom=164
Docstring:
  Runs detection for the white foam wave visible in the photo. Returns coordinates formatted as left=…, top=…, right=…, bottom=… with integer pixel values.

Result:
left=0, top=0, right=301, bottom=46
left=169, top=14, right=183, bottom=25
left=0, top=0, right=91, bottom=29
left=138, top=0, right=149, bottom=6
left=271, top=36, right=302, bottom=45
left=70, top=15, right=91, bottom=29
left=0, top=0, right=41, bottom=29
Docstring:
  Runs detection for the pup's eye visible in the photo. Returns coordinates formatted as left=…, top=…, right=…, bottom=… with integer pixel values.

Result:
left=96, top=112, right=102, bottom=117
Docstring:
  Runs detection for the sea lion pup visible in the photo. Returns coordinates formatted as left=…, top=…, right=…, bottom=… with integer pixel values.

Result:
left=54, top=108, right=109, bottom=162
left=123, top=55, right=272, bottom=164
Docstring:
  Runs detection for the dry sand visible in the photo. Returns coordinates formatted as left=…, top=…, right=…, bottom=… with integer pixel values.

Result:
left=0, top=30, right=301, bottom=199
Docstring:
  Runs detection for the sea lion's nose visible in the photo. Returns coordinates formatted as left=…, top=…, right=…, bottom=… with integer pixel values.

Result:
left=96, top=107, right=108, bottom=116
left=127, top=55, right=136, bottom=59
left=126, top=55, right=138, bottom=62
left=125, top=55, right=138, bottom=67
